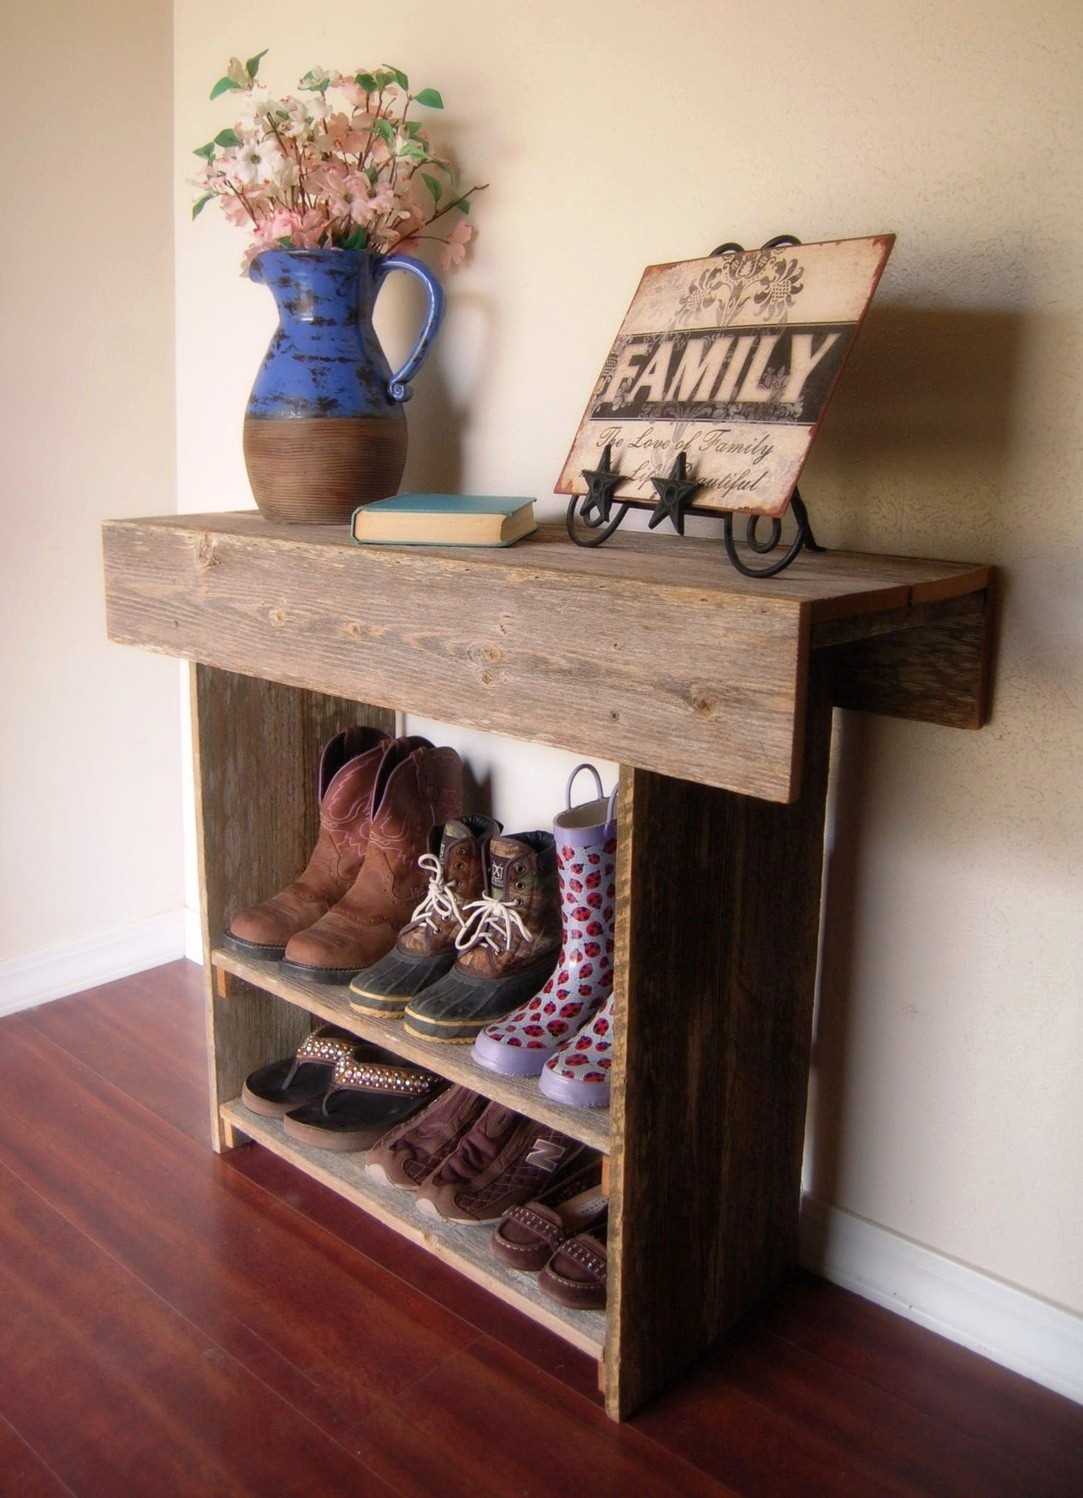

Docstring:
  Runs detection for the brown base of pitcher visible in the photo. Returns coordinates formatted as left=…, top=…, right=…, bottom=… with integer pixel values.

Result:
left=243, top=412, right=407, bottom=525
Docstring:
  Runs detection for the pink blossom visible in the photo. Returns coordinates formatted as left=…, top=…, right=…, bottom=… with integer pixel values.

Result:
left=325, top=167, right=374, bottom=226
left=440, top=217, right=473, bottom=271
left=314, top=112, right=367, bottom=155
left=287, top=208, right=332, bottom=247
left=219, top=192, right=251, bottom=228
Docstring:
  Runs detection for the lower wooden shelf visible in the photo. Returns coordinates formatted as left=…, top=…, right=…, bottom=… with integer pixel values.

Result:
left=220, top=1098, right=607, bottom=1358
left=213, top=947, right=611, bottom=1155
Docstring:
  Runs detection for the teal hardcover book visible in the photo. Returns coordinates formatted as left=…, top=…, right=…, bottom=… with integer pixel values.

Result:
left=350, top=494, right=537, bottom=547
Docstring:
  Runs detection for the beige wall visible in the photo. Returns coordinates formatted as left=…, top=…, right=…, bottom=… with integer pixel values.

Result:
left=1, top=0, right=182, bottom=969
left=174, top=1, right=1082, bottom=1314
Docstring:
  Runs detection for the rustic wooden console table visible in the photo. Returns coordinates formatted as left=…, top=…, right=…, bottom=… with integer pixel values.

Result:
left=102, top=513, right=993, bottom=1420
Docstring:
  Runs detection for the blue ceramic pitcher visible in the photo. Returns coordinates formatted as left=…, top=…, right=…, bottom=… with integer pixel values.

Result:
left=243, top=248, right=444, bottom=524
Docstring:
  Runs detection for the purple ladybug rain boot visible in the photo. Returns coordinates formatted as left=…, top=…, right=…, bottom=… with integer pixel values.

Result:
left=538, top=993, right=615, bottom=1109
left=472, top=764, right=617, bottom=1078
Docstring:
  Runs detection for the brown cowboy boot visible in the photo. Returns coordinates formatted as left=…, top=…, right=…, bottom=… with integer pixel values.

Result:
left=224, top=726, right=389, bottom=959
left=403, top=832, right=561, bottom=1042
left=347, top=814, right=501, bottom=1017
left=281, top=737, right=463, bottom=983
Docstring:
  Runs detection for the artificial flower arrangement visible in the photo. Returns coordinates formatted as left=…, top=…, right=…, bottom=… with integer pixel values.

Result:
left=192, top=49, right=486, bottom=273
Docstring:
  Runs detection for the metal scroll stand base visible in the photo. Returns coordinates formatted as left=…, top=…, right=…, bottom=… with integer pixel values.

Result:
left=566, top=234, right=826, bottom=579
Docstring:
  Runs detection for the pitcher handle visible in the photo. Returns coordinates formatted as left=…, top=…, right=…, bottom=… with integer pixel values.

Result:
left=373, top=253, right=445, bottom=403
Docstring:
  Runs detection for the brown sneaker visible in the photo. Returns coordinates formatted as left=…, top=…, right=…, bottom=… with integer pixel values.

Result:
left=365, top=1084, right=489, bottom=1189
left=403, top=833, right=560, bottom=1043
left=414, top=1101, right=587, bottom=1222
left=224, top=726, right=389, bottom=959
left=281, top=737, right=463, bottom=984
left=348, top=816, right=500, bottom=1017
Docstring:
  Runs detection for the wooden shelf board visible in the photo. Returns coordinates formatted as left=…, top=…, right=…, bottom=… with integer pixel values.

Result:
left=212, top=947, right=611, bottom=1155
left=108, top=511, right=989, bottom=619
left=220, top=1098, right=606, bottom=1358
left=103, top=513, right=993, bottom=803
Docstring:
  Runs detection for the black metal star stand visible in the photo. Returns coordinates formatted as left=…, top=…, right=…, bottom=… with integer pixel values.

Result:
left=565, top=234, right=826, bottom=578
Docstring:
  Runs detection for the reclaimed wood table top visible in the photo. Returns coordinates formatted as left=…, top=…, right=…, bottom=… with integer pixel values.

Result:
left=103, top=513, right=992, bottom=802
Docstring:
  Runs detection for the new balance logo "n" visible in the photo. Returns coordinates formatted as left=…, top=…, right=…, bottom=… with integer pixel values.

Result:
left=525, top=1139, right=567, bottom=1173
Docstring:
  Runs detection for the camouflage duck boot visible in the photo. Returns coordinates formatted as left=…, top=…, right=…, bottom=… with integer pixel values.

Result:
left=347, top=815, right=501, bottom=1017
left=403, top=832, right=561, bottom=1043
left=224, top=726, right=389, bottom=960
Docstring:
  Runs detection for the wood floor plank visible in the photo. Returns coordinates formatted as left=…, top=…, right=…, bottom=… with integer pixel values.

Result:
left=0, top=1413, right=77, bottom=1498
left=319, top=1335, right=739, bottom=1498
left=2, top=962, right=1076, bottom=1498
left=0, top=1162, right=397, bottom=1498
left=0, top=1015, right=726, bottom=1498
left=227, top=1137, right=603, bottom=1402
left=0, top=1020, right=480, bottom=1405
left=762, top=1272, right=1083, bottom=1495
left=640, top=1325, right=1064, bottom=1498
left=25, top=959, right=208, bottom=1143
left=634, top=1352, right=917, bottom=1498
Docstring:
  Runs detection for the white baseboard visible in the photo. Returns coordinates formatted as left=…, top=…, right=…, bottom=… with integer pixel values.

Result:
left=0, top=910, right=187, bottom=1017
left=184, top=905, right=204, bottom=964
left=801, top=1194, right=1083, bottom=1405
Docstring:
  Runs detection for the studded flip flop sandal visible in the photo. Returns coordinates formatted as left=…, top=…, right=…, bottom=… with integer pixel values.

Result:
left=241, top=1026, right=358, bottom=1118
left=490, top=1168, right=607, bottom=1272
left=282, top=1048, right=444, bottom=1153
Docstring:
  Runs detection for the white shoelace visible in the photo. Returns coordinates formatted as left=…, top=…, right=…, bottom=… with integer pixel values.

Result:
left=455, top=894, right=530, bottom=953
left=408, top=853, right=464, bottom=933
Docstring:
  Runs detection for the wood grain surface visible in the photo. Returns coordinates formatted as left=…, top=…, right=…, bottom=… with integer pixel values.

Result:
left=243, top=413, right=407, bottom=523
left=192, top=664, right=393, bottom=1147
left=219, top=1101, right=607, bottom=1357
left=606, top=661, right=834, bottom=1420
left=213, top=948, right=611, bottom=1154
left=103, top=514, right=992, bottom=802
left=825, top=586, right=994, bottom=728
left=3, top=963, right=1080, bottom=1498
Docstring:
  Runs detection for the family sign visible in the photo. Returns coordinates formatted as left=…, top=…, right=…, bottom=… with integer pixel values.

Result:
left=556, top=234, right=894, bottom=519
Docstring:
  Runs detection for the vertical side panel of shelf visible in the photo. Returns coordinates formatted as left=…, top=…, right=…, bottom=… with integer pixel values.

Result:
left=190, top=664, right=394, bottom=1150
left=605, top=659, right=833, bottom=1419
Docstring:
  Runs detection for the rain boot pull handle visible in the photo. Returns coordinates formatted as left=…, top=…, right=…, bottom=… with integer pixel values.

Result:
left=565, top=762, right=604, bottom=810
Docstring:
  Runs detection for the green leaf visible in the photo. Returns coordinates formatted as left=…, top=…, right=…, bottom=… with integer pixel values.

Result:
left=209, top=76, right=241, bottom=100
left=373, top=117, right=396, bottom=145
left=193, top=141, right=216, bottom=159
left=421, top=173, right=443, bottom=208
left=399, top=140, right=428, bottom=162
left=382, top=64, right=409, bottom=89
left=403, top=120, right=424, bottom=138
left=299, top=67, right=330, bottom=94
left=341, top=227, right=369, bottom=250
left=453, top=195, right=470, bottom=214
left=355, top=71, right=379, bottom=93
left=413, top=88, right=444, bottom=108
left=191, top=193, right=214, bottom=220
left=245, top=49, right=268, bottom=79
left=214, top=128, right=241, bottom=148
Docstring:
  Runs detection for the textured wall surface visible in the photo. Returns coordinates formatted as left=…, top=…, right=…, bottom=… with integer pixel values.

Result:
left=1, top=0, right=183, bottom=962
left=175, top=1, right=1082, bottom=1311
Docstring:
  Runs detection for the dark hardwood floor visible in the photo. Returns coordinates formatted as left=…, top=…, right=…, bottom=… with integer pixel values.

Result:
left=0, top=961, right=1079, bottom=1497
